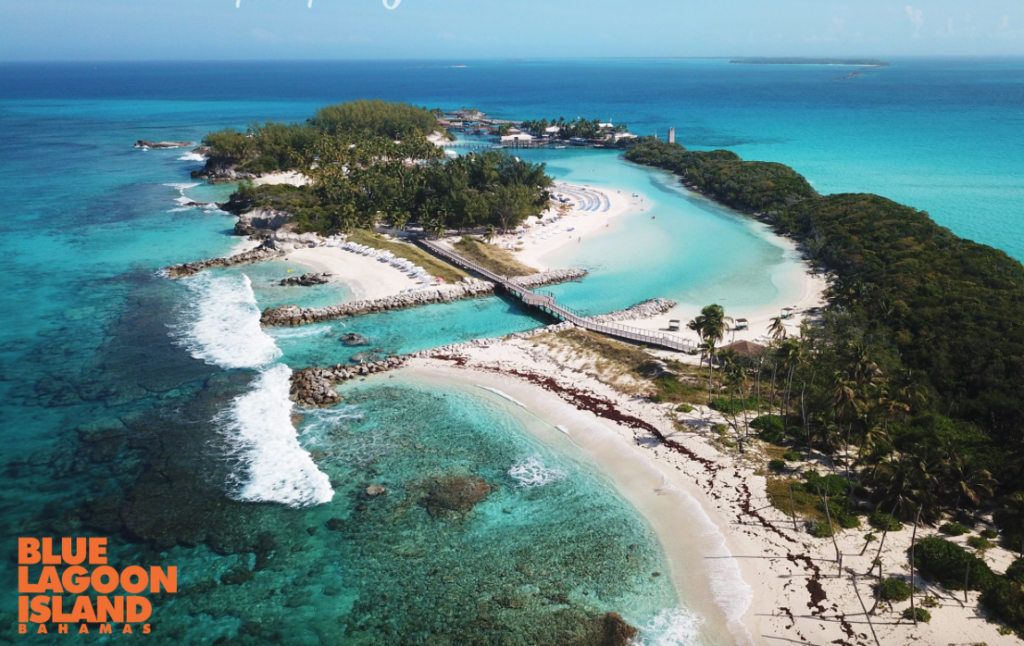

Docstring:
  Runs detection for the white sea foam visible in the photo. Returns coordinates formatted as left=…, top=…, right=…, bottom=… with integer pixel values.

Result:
left=218, top=364, right=334, bottom=508
left=165, top=182, right=200, bottom=191
left=268, top=324, right=333, bottom=341
left=477, top=385, right=526, bottom=408
left=172, top=272, right=282, bottom=370
left=656, top=481, right=754, bottom=640
left=165, top=182, right=203, bottom=211
left=299, top=405, right=364, bottom=437
left=509, top=456, right=566, bottom=488
left=177, top=152, right=208, bottom=162
left=634, top=607, right=705, bottom=646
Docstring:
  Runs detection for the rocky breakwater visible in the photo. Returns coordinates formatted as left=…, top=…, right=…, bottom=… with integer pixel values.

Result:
left=510, top=268, right=588, bottom=289
left=588, top=298, right=677, bottom=323
left=164, top=241, right=284, bottom=279
left=280, top=272, right=331, bottom=287
left=290, top=357, right=409, bottom=407
left=261, top=278, right=495, bottom=327
left=134, top=140, right=193, bottom=149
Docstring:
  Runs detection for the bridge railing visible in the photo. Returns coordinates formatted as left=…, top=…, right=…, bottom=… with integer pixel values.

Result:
left=417, top=239, right=697, bottom=353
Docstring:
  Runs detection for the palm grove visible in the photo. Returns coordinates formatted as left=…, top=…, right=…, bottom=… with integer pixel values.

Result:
left=627, top=141, right=1024, bottom=631
left=199, top=100, right=553, bottom=235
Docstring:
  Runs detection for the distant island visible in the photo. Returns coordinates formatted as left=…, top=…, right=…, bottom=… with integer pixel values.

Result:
left=731, top=57, right=889, bottom=67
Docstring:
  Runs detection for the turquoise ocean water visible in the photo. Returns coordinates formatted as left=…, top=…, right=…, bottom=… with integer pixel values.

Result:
left=2, top=58, right=1023, bottom=644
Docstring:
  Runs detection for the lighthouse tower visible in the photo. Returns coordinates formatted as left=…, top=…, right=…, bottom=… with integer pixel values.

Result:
left=668, top=127, right=676, bottom=144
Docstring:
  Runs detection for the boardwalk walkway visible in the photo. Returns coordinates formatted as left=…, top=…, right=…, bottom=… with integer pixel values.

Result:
left=418, top=239, right=697, bottom=353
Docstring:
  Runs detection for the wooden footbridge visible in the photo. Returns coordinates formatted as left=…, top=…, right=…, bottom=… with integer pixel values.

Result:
left=417, top=239, right=698, bottom=353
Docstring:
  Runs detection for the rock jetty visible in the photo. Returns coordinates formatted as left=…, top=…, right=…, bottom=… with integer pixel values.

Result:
left=509, top=268, right=588, bottom=289
left=289, top=357, right=409, bottom=407
left=280, top=272, right=332, bottom=287
left=588, top=298, right=677, bottom=323
left=261, top=278, right=495, bottom=326
left=165, top=241, right=283, bottom=278
left=134, top=140, right=193, bottom=149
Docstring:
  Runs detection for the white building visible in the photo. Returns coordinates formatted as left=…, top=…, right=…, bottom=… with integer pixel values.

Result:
left=500, top=133, right=534, bottom=145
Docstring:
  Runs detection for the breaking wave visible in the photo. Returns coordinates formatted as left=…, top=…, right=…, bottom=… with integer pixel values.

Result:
left=171, top=272, right=282, bottom=370
left=218, top=364, right=334, bottom=508
left=509, top=456, right=566, bottom=488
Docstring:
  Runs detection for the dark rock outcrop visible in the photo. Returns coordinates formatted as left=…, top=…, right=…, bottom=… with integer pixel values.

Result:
left=234, top=208, right=293, bottom=236
left=280, top=272, right=332, bottom=287
left=419, top=475, right=494, bottom=518
left=340, top=333, right=370, bottom=347
left=289, top=357, right=409, bottom=407
left=597, top=612, right=638, bottom=646
left=135, top=140, right=193, bottom=149
left=191, top=162, right=257, bottom=183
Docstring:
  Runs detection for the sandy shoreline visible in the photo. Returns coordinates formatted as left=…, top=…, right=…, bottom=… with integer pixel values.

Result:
left=397, top=361, right=750, bottom=645
left=284, top=245, right=421, bottom=301
left=485, top=180, right=827, bottom=349
left=509, top=182, right=647, bottom=271
left=268, top=176, right=1019, bottom=644
left=371, top=338, right=1023, bottom=646
left=630, top=237, right=830, bottom=353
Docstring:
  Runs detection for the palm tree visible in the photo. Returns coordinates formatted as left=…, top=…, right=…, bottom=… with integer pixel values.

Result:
left=430, top=220, right=446, bottom=240
left=831, top=370, right=860, bottom=424
left=483, top=224, right=497, bottom=244
left=872, top=453, right=939, bottom=523
left=943, top=453, right=996, bottom=513
left=776, top=338, right=805, bottom=422
left=995, top=493, right=1024, bottom=557
left=768, top=316, right=788, bottom=340
left=689, top=304, right=733, bottom=404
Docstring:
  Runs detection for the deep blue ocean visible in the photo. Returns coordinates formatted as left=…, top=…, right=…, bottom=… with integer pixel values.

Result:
left=2, top=58, right=1023, bottom=645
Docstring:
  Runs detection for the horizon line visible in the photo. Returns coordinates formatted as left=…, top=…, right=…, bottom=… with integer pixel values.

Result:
left=4, top=54, right=1024, bottom=65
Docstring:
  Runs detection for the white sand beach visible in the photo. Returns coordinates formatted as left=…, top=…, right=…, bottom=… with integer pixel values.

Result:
left=503, top=182, right=645, bottom=271
left=389, top=339, right=1023, bottom=646
left=285, top=245, right=420, bottom=301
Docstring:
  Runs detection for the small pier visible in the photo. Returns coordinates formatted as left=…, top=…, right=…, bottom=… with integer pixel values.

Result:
left=417, top=240, right=697, bottom=353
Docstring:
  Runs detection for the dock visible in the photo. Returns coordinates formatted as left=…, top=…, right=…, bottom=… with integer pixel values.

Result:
left=417, top=239, right=697, bottom=353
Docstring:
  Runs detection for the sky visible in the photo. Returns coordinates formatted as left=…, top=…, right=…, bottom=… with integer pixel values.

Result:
left=1, top=0, right=1023, bottom=61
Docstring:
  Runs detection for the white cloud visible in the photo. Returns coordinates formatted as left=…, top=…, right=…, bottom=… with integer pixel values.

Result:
left=1000, top=15, right=1010, bottom=30
left=905, top=5, right=924, bottom=30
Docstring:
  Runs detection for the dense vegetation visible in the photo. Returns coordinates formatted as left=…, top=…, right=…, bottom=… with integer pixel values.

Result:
left=520, top=116, right=628, bottom=140
left=202, top=101, right=553, bottom=234
left=310, top=100, right=441, bottom=138
left=203, top=121, right=320, bottom=173
left=627, top=141, right=1024, bottom=565
left=625, top=142, right=817, bottom=212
